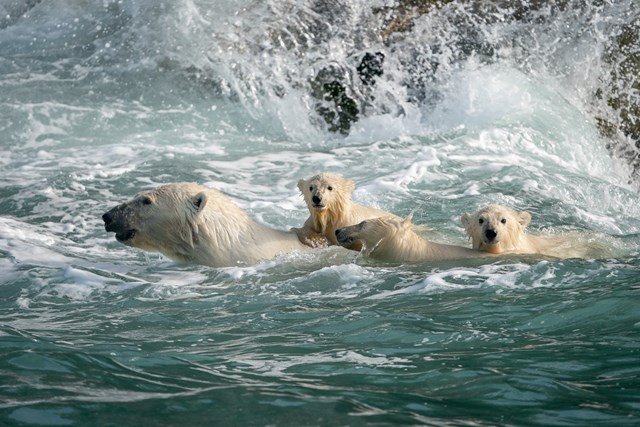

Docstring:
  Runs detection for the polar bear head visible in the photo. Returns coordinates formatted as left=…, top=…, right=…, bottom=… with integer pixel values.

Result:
left=460, top=204, right=532, bottom=254
left=335, top=216, right=416, bottom=259
left=102, top=182, right=248, bottom=263
left=297, top=172, right=355, bottom=214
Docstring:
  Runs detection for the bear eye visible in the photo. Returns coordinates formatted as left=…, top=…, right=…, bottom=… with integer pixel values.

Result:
left=327, top=186, right=333, bottom=191
left=309, top=186, right=314, bottom=191
left=141, top=196, right=153, bottom=205
left=478, top=218, right=484, bottom=225
left=501, top=218, right=507, bottom=224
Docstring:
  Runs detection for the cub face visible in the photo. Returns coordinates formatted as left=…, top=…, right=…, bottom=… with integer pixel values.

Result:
left=298, top=173, right=355, bottom=212
left=461, top=205, right=531, bottom=253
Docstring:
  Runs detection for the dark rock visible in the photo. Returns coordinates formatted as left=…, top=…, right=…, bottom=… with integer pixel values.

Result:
left=596, top=20, right=640, bottom=179
left=357, top=52, right=385, bottom=86
left=310, top=65, right=360, bottom=135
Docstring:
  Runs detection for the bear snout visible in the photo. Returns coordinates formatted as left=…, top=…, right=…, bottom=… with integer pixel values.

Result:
left=102, top=209, right=115, bottom=230
left=102, top=206, right=136, bottom=243
left=484, top=228, right=497, bottom=241
left=335, top=228, right=352, bottom=246
left=312, top=194, right=322, bottom=205
left=102, top=206, right=126, bottom=232
left=102, top=211, right=113, bottom=231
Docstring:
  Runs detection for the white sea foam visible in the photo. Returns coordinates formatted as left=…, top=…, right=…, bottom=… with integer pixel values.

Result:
left=232, top=349, right=414, bottom=378
left=0, top=217, right=71, bottom=267
left=424, top=64, right=625, bottom=182
left=365, top=259, right=597, bottom=299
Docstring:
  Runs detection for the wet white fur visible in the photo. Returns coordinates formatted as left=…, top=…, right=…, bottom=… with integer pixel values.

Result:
left=112, top=182, right=309, bottom=267
left=294, top=172, right=398, bottom=246
left=461, top=204, right=604, bottom=259
left=337, top=216, right=487, bottom=262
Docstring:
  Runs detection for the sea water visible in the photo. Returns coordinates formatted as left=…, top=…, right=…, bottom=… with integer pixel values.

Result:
left=1, top=0, right=639, bottom=425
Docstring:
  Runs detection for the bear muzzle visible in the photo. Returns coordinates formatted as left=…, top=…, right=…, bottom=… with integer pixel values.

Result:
left=335, top=226, right=364, bottom=251
left=102, top=208, right=137, bottom=243
left=335, top=227, right=352, bottom=245
left=484, top=228, right=497, bottom=243
left=311, top=194, right=325, bottom=209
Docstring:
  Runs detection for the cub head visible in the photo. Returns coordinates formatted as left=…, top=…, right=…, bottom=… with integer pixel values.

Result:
left=102, top=182, right=214, bottom=261
left=298, top=173, right=355, bottom=213
left=335, top=216, right=415, bottom=259
left=460, top=204, right=532, bottom=254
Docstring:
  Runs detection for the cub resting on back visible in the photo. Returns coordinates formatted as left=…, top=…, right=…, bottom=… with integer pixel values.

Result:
left=294, top=172, right=398, bottom=247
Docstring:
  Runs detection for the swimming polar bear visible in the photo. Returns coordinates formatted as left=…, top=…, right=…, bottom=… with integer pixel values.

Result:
left=335, top=216, right=488, bottom=262
left=102, top=182, right=312, bottom=267
left=460, top=204, right=605, bottom=259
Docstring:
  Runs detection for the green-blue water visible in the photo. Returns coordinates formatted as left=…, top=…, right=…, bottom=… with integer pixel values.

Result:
left=1, top=1, right=639, bottom=425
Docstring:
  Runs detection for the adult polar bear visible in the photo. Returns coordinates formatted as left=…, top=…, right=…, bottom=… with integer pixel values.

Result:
left=294, top=172, right=399, bottom=247
left=102, top=182, right=312, bottom=267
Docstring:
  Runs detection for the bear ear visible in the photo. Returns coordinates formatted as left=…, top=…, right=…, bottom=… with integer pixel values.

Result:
left=297, top=178, right=308, bottom=193
left=460, top=213, right=471, bottom=230
left=342, top=178, right=356, bottom=195
left=192, top=192, right=208, bottom=213
left=517, top=211, right=532, bottom=227
left=401, top=213, right=413, bottom=228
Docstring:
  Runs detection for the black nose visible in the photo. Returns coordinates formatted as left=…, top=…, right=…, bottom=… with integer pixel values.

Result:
left=312, top=195, right=322, bottom=204
left=102, top=211, right=112, bottom=225
left=485, top=229, right=497, bottom=241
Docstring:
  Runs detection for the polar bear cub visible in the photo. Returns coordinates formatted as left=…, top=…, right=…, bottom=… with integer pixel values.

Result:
left=460, top=204, right=602, bottom=259
left=102, top=182, right=310, bottom=267
left=335, top=215, right=487, bottom=262
left=294, top=172, right=398, bottom=247
left=461, top=204, right=535, bottom=254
